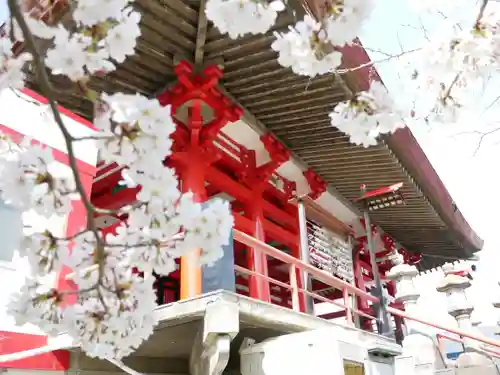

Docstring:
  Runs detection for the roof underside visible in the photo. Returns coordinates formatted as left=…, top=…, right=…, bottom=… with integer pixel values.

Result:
left=24, top=0, right=483, bottom=270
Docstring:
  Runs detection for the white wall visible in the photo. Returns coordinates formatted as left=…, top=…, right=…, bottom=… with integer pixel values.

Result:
left=0, top=89, right=98, bottom=167
left=221, top=120, right=362, bottom=232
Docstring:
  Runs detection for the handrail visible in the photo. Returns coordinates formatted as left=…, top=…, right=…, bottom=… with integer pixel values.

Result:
left=234, top=229, right=500, bottom=351
left=233, top=229, right=377, bottom=303
left=387, top=306, right=500, bottom=349
left=235, top=263, right=375, bottom=321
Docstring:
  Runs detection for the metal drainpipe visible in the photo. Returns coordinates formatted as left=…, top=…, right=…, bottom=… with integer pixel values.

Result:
left=297, top=197, right=315, bottom=314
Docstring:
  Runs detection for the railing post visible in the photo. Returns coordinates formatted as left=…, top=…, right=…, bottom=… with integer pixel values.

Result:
left=437, top=263, right=495, bottom=373
left=343, top=288, right=353, bottom=326
left=387, top=260, right=438, bottom=374
left=297, top=198, right=314, bottom=314
left=289, top=264, right=300, bottom=312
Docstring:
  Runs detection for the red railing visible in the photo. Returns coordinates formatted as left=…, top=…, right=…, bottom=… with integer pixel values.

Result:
left=233, top=229, right=500, bottom=354
left=234, top=229, right=377, bottom=323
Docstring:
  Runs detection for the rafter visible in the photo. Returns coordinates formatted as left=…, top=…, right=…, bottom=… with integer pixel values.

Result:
left=194, top=0, right=208, bottom=67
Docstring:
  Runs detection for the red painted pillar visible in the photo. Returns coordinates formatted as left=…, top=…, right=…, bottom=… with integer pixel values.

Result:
left=246, top=194, right=271, bottom=302
left=179, top=103, right=206, bottom=300
left=289, top=243, right=306, bottom=312
left=239, top=134, right=291, bottom=304
left=158, top=61, right=243, bottom=300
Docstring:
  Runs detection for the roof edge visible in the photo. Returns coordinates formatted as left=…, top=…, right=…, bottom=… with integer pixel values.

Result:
left=340, top=41, right=484, bottom=254
left=387, top=130, right=484, bottom=254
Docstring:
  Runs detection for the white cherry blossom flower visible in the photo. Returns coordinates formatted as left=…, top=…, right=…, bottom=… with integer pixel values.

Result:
left=0, top=37, right=31, bottom=90
left=7, top=278, right=65, bottom=335
left=206, top=0, right=283, bottom=39
left=103, top=8, right=141, bottom=63
left=20, top=231, right=70, bottom=276
left=64, top=263, right=158, bottom=359
left=324, top=0, right=375, bottom=47
left=330, top=81, right=405, bottom=147
left=272, top=16, right=343, bottom=77
left=73, top=0, right=131, bottom=26
left=45, top=28, right=92, bottom=81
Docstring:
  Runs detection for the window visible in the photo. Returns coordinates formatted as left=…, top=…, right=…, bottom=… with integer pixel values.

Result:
left=0, top=199, right=22, bottom=262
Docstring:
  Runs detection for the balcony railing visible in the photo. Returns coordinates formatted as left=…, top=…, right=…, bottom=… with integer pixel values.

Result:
left=233, top=229, right=500, bottom=355
left=234, top=229, right=374, bottom=324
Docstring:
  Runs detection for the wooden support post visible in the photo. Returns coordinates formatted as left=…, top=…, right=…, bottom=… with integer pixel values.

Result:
left=290, top=264, right=300, bottom=311
left=343, top=288, right=353, bottom=326
left=246, top=197, right=271, bottom=302
left=179, top=103, right=205, bottom=300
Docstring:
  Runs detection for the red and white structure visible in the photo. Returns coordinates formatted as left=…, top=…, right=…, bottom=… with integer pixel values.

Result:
left=0, top=88, right=98, bottom=373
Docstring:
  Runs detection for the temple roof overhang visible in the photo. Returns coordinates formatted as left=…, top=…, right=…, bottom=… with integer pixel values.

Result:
left=22, top=0, right=483, bottom=269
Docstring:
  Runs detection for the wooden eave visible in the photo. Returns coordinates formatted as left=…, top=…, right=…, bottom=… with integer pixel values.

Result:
left=21, top=0, right=483, bottom=270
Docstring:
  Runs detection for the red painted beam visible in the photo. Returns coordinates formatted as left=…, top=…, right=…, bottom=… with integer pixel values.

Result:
left=233, top=212, right=297, bottom=248
left=92, top=165, right=298, bottom=234
left=205, top=166, right=297, bottom=230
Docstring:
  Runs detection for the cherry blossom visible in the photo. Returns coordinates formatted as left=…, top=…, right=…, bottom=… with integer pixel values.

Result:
left=0, top=37, right=30, bottom=89
left=0, top=138, right=75, bottom=215
left=323, top=0, right=375, bottom=47
left=392, top=13, right=500, bottom=126
left=20, top=230, right=70, bottom=276
left=272, top=15, right=343, bottom=77
left=104, top=8, right=142, bottom=63
left=7, top=278, right=65, bottom=335
left=270, top=0, right=375, bottom=77
left=0, top=87, right=233, bottom=359
left=206, top=0, right=285, bottom=39
left=330, top=81, right=405, bottom=147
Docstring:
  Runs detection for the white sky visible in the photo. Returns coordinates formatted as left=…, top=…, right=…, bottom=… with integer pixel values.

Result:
left=360, top=0, right=500, bottom=325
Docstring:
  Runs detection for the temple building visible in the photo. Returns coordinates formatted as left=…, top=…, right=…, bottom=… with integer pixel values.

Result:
left=0, top=0, right=489, bottom=374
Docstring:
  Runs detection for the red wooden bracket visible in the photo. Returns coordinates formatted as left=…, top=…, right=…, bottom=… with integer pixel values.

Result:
left=303, top=169, right=327, bottom=200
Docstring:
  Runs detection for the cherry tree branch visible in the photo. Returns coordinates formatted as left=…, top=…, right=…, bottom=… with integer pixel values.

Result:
left=475, top=0, right=489, bottom=27
left=335, top=47, right=421, bottom=74
left=453, top=127, right=500, bottom=156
